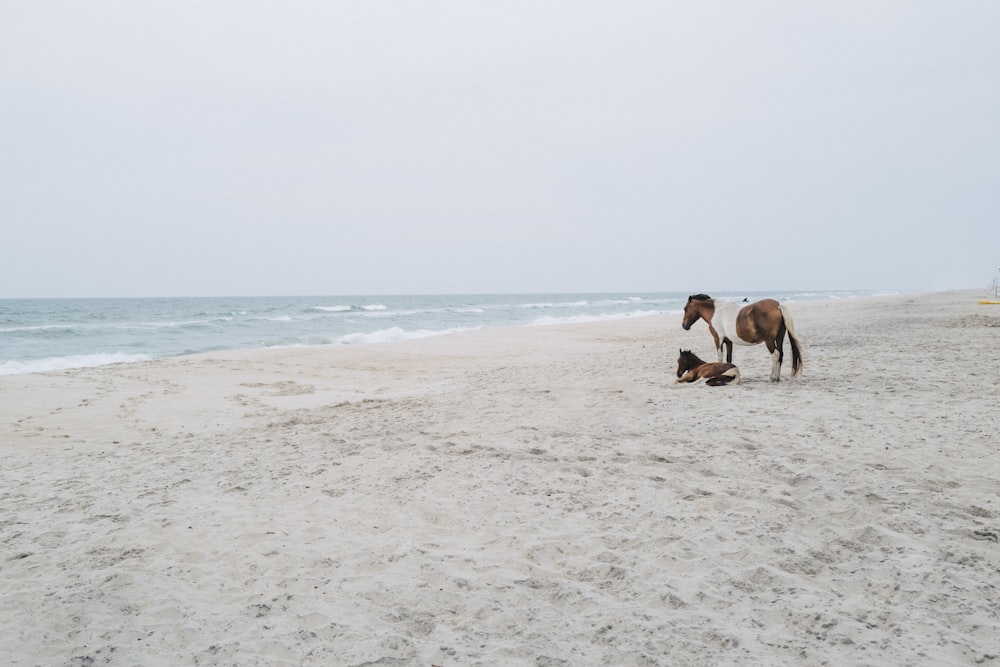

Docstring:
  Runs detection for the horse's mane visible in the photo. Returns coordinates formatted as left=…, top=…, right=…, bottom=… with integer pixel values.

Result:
left=679, top=349, right=706, bottom=364
left=688, top=294, right=713, bottom=302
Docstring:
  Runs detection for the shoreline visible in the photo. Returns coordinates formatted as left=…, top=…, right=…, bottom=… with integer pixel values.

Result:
left=0, top=289, right=901, bottom=378
left=2, top=289, right=997, bottom=665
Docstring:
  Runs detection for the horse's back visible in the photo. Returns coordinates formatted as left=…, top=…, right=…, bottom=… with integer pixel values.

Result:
left=700, top=361, right=737, bottom=376
left=746, top=299, right=781, bottom=321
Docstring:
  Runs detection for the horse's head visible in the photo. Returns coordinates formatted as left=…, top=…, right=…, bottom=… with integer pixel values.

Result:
left=682, top=294, right=713, bottom=330
left=676, top=349, right=702, bottom=377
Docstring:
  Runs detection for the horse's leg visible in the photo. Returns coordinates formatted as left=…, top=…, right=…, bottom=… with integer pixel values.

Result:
left=708, top=324, right=724, bottom=362
left=764, top=339, right=780, bottom=381
left=772, top=324, right=786, bottom=382
left=676, top=370, right=697, bottom=384
left=723, top=338, right=733, bottom=364
left=707, top=373, right=737, bottom=386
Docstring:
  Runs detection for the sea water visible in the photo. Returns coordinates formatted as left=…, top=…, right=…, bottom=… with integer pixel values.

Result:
left=0, top=291, right=890, bottom=375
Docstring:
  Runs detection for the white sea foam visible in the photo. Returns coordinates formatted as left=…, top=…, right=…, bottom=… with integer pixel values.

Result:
left=0, top=324, right=76, bottom=333
left=531, top=310, right=661, bottom=326
left=312, top=304, right=387, bottom=313
left=335, top=326, right=474, bottom=345
left=131, top=318, right=221, bottom=329
left=0, top=353, right=151, bottom=376
left=520, top=300, right=591, bottom=309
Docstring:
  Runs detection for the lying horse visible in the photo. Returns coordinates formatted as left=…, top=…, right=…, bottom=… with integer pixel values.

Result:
left=682, top=294, right=803, bottom=382
left=675, top=349, right=740, bottom=386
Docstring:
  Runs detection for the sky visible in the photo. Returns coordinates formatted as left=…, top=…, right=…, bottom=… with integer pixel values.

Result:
left=2, top=2, right=998, bottom=298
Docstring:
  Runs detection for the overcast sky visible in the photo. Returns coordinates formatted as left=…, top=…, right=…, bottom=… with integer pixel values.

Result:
left=2, top=2, right=998, bottom=298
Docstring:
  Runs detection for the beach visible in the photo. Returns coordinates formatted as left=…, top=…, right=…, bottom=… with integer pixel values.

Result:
left=2, top=290, right=998, bottom=665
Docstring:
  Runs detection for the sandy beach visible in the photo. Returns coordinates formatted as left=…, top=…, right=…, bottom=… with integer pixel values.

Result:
left=2, top=290, right=998, bottom=666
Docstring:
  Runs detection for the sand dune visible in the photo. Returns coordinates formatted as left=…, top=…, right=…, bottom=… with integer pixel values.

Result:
left=2, top=290, right=998, bottom=665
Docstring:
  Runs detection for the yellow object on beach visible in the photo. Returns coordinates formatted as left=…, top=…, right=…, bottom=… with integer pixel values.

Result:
left=979, top=299, right=1000, bottom=304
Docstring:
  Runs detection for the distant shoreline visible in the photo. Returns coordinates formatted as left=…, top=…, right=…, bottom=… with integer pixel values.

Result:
left=0, top=289, right=902, bottom=376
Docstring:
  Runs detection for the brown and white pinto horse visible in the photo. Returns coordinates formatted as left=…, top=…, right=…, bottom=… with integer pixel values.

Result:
left=675, top=349, right=740, bottom=386
left=681, top=294, right=803, bottom=382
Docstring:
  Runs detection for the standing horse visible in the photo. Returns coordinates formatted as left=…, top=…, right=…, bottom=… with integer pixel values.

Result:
left=675, top=349, right=740, bottom=386
left=681, top=294, right=803, bottom=382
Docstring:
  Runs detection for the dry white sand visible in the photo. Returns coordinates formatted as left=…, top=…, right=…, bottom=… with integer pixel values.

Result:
left=2, top=290, right=998, bottom=666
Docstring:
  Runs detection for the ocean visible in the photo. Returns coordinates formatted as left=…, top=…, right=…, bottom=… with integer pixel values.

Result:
left=0, top=290, right=890, bottom=376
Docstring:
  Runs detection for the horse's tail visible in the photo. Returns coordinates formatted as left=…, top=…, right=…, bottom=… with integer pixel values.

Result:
left=779, top=303, right=804, bottom=377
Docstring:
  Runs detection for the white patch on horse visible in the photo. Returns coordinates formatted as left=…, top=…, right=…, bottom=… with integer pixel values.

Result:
left=769, top=349, right=781, bottom=381
left=714, top=300, right=755, bottom=347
